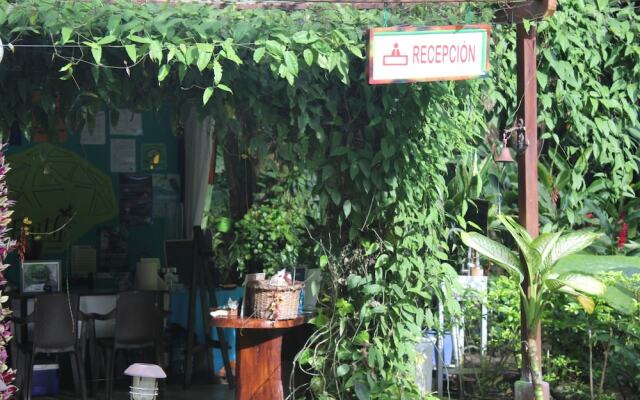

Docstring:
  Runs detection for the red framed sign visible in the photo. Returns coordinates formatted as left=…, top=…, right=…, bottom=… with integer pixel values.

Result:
left=368, top=24, right=491, bottom=85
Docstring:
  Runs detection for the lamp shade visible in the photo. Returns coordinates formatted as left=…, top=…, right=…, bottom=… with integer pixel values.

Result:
left=124, top=363, right=166, bottom=379
left=126, top=364, right=165, bottom=400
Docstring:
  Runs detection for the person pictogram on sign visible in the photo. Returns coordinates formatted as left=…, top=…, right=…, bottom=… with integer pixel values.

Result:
left=383, top=43, right=408, bottom=66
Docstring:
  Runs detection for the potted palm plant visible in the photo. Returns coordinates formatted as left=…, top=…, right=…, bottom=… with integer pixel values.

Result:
left=461, top=215, right=640, bottom=400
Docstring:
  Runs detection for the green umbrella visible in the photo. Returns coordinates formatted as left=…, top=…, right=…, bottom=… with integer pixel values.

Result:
left=7, top=143, right=117, bottom=253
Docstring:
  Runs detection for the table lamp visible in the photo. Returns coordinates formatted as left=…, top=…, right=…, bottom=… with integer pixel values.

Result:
left=124, top=363, right=166, bottom=400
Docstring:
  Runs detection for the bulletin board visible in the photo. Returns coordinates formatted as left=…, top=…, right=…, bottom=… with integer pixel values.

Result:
left=5, top=106, right=183, bottom=282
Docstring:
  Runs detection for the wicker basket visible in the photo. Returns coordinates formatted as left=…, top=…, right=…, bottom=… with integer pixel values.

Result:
left=247, top=280, right=305, bottom=320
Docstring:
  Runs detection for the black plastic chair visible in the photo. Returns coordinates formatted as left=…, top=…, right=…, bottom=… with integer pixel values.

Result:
left=13, top=293, right=87, bottom=400
left=90, top=291, right=166, bottom=400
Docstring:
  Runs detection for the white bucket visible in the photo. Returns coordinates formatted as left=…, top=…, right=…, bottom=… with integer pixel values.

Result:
left=129, top=376, right=158, bottom=400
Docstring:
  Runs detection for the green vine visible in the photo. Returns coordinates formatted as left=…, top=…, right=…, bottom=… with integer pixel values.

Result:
left=0, top=0, right=492, bottom=137
left=3, top=0, right=637, bottom=398
left=0, top=1, right=494, bottom=398
left=486, top=0, right=640, bottom=224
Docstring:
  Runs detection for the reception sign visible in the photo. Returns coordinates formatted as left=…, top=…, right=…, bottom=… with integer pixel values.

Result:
left=368, top=25, right=491, bottom=84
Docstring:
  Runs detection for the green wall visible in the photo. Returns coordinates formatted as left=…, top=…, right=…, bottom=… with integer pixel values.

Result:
left=6, top=109, right=181, bottom=288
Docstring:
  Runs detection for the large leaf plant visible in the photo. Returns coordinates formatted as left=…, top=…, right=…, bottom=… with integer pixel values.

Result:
left=460, top=215, right=640, bottom=400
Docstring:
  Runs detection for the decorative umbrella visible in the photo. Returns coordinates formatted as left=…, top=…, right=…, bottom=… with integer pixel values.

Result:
left=7, top=143, right=117, bottom=253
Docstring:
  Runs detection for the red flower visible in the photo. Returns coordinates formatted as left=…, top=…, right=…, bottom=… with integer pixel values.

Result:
left=618, top=222, right=628, bottom=251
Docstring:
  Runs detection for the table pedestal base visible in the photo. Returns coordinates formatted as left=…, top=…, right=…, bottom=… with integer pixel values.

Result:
left=210, top=315, right=307, bottom=400
left=236, top=329, right=284, bottom=400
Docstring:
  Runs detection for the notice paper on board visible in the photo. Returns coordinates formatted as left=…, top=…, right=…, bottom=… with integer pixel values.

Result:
left=80, top=111, right=106, bottom=145
left=110, top=138, right=136, bottom=173
left=111, top=109, right=143, bottom=136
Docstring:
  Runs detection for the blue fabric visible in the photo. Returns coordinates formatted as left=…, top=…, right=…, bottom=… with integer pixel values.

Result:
left=169, top=287, right=243, bottom=374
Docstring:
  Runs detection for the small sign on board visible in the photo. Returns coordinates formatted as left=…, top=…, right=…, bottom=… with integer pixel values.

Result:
left=368, top=24, right=491, bottom=84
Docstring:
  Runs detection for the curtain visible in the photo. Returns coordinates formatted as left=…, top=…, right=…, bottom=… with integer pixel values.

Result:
left=183, top=109, right=214, bottom=239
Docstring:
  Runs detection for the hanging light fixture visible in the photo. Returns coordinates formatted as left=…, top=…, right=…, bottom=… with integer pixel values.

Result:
left=493, top=119, right=527, bottom=164
left=125, top=363, right=166, bottom=400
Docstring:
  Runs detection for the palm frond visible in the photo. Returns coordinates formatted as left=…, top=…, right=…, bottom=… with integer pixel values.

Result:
left=460, top=231, right=524, bottom=282
left=550, top=231, right=602, bottom=265
left=553, top=254, right=640, bottom=275
left=545, top=273, right=606, bottom=296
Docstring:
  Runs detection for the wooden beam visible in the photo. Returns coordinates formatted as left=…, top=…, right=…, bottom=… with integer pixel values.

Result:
left=516, top=24, right=539, bottom=240
left=495, top=0, right=556, bottom=23
left=516, top=23, right=544, bottom=397
left=135, top=0, right=513, bottom=4
left=129, top=0, right=556, bottom=20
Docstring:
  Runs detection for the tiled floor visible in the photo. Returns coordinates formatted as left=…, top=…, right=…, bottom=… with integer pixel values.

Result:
left=31, top=384, right=234, bottom=400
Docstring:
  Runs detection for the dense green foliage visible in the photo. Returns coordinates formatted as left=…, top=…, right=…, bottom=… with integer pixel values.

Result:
left=230, top=187, right=308, bottom=275
left=1, top=0, right=639, bottom=398
left=481, top=273, right=640, bottom=399
left=427, top=0, right=640, bottom=397
left=479, top=4, right=640, bottom=394
left=487, top=0, right=640, bottom=227
left=0, top=0, right=488, bottom=136
left=0, top=1, right=489, bottom=397
left=545, top=272, right=640, bottom=398
left=460, top=215, right=640, bottom=400
left=0, top=147, right=17, bottom=399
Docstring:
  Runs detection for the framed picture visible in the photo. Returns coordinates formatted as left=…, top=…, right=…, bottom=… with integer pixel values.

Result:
left=21, top=260, right=61, bottom=294
left=141, top=143, right=167, bottom=171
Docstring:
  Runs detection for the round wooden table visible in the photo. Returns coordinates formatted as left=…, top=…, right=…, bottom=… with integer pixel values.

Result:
left=211, top=315, right=307, bottom=400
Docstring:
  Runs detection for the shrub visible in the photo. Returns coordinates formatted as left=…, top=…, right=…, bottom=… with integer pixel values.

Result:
left=0, top=146, right=17, bottom=398
left=230, top=191, right=307, bottom=276
left=482, top=272, right=640, bottom=398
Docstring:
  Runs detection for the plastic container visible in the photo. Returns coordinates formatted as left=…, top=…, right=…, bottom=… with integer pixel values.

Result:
left=298, top=288, right=305, bottom=314
left=303, top=269, right=321, bottom=312
left=426, top=330, right=453, bottom=366
left=415, top=336, right=435, bottom=394
left=31, top=364, right=60, bottom=397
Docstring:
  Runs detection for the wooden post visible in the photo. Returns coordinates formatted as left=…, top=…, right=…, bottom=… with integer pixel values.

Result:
left=516, top=27, right=539, bottom=239
left=516, top=23, right=544, bottom=395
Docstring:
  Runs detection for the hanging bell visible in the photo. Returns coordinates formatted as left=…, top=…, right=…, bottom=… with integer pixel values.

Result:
left=494, top=139, right=514, bottom=163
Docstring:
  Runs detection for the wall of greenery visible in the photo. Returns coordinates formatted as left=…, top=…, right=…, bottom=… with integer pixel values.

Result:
left=468, top=273, right=640, bottom=399
left=0, top=0, right=638, bottom=398
left=449, top=0, right=640, bottom=397
left=485, top=0, right=639, bottom=230
left=0, top=1, right=490, bottom=398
